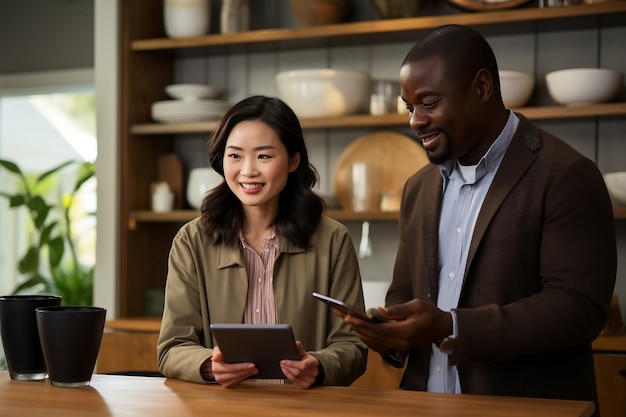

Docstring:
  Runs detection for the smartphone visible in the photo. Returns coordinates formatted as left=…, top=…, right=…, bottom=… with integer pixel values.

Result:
left=312, top=292, right=387, bottom=323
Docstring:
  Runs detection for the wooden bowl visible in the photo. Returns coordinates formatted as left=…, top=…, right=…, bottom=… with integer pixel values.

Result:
left=290, top=0, right=350, bottom=27
left=447, top=0, right=532, bottom=11
left=333, top=131, right=429, bottom=211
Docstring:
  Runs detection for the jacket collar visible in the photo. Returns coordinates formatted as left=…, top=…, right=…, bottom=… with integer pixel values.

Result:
left=215, top=233, right=307, bottom=269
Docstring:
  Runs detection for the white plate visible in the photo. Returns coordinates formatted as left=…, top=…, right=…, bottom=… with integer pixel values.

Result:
left=165, top=84, right=221, bottom=100
left=153, top=113, right=222, bottom=123
left=151, top=100, right=229, bottom=122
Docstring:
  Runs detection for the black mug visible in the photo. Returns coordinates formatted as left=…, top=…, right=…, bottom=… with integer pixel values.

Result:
left=0, top=295, right=62, bottom=380
left=36, top=306, right=106, bottom=387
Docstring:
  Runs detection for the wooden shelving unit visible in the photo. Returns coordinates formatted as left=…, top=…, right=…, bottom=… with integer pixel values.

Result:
left=118, top=0, right=626, bottom=320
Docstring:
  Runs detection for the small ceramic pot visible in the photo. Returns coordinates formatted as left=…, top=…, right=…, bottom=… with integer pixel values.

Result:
left=163, top=0, right=210, bottom=38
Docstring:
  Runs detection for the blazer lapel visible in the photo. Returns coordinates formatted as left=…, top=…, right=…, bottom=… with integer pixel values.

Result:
left=422, top=167, right=443, bottom=300
left=464, top=115, right=541, bottom=278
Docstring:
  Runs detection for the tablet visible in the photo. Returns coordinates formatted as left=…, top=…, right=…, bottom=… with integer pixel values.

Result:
left=312, top=292, right=387, bottom=323
left=209, top=323, right=300, bottom=379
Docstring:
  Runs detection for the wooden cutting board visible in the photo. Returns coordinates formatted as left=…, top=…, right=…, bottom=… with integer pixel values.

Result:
left=333, top=131, right=429, bottom=210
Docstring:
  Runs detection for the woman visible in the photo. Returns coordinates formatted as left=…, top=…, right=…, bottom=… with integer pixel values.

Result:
left=157, top=95, right=367, bottom=389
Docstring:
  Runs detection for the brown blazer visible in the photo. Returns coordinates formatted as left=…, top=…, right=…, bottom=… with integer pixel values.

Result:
left=388, top=114, right=616, bottom=404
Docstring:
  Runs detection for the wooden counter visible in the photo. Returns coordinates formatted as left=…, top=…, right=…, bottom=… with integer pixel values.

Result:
left=0, top=371, right=594, bottom=417
left=591, top=334, right=626, bottom=417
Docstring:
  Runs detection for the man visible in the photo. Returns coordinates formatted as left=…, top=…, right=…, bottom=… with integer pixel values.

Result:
left=343, top=24, right=616, bottom=410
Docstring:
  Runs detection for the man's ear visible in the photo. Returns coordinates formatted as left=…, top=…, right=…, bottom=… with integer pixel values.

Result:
left=289, top=152, right=301, bottom=173
left=474, top=68, right=494, bottom=103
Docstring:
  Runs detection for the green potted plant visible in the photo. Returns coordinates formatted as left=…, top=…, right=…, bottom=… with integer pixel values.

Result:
left=0, top=158, right=96, bottom=306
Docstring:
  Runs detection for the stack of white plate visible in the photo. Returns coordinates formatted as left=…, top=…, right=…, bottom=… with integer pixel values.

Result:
left=151, top=99, right=230, bottom=123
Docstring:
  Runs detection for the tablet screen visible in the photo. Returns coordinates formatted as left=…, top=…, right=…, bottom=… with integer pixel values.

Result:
left=209, top=323, right=300, bottom=379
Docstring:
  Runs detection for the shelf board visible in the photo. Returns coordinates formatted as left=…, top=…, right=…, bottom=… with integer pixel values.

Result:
left=129, top=206, right=626, bottom=229
left=131, top=121, right=219, bottom=135
left=131, top=3, right=626, bottom=52
left=128, top=209, right=399, bottom=230
left=130, top=103, right=626, bottom=135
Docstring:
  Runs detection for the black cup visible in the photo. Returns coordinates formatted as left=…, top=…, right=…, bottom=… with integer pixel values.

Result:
left=35, top=306, right=106, bottom=387
left=0, top=295, right=62, bottom=380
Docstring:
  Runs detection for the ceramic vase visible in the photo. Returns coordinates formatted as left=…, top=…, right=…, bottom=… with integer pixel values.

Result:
left=221, top=0, right=250, bottom=34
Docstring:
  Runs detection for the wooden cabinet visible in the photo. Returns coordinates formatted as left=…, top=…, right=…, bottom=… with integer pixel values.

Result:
left=593, top=335, right=626, bottom=417
left=96, top=318, right=161, bottom=374
left=118, top=1, right=626, bottom=319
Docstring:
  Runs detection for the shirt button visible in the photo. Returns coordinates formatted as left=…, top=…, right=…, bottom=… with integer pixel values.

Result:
left=449, top=272, right=455, bottom=279
left=456, top=227, right=462, bottom=234
left=258, top=278, right=261, bottom=282
left=464, top=185, right=471, bottom=191
left=255, top=308, right=260, bottom=314
left=435, top=365, right=442, bottom=372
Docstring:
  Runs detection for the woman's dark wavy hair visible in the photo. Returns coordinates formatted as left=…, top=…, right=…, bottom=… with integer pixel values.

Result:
left=201, top=95, right=324, bottom=248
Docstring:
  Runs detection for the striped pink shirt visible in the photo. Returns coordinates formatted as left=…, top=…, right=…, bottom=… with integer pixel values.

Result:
left=241, top=233, right=279, bottom=324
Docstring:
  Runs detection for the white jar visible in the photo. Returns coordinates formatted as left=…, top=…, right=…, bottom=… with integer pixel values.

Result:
left=151, top=182, right=175, bottom=212
left=163, top=0, right=210, bottom=38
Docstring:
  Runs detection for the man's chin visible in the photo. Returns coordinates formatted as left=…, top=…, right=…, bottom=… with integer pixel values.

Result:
left=426, top=150, right=447, bottom=165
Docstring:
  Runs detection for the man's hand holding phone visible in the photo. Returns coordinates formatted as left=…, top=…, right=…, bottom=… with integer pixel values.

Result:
left=312, top=292, right=388, bottom=323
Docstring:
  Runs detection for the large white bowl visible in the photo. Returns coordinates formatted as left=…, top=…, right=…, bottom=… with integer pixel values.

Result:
left=499, top=70, right=535, bottom=108
left=604, top=172, right=626, bottom=206
left=546, top=68, right=624, bottom=106
left=275, top=69, right=371, bottom=118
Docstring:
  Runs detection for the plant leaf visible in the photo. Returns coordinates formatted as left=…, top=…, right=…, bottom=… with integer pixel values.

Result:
left=27, top=196, right=51, bottom=228
left=48, top=236, right=65, bottom=268
left=36, top=160, right=75, bottom=184
left=12, top=274, right=52, bottom=295
left=39, top=221, right=59, bottom=246
left=0, top=159, right=29, bottom=192
left=18, top=246, right=40, bottom=274
left=8, top=194, right=25, bottom=208
left=0, top=159, right=22, bottom=175
left=73, top=162, right=96, bottom=193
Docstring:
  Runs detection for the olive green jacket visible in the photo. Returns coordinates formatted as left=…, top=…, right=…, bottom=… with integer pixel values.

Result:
left=157, top=216, right=368, bottom=385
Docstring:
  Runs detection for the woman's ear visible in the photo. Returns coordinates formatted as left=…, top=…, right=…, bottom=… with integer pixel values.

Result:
left=289, top=152, right=301, bottom=173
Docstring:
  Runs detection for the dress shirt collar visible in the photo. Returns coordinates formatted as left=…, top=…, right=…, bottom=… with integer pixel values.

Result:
left=440, top=110, right=519, bottom=187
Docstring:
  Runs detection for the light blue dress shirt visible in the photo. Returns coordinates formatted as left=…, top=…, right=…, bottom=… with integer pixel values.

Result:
left=426, top=111, right=519, bottom=393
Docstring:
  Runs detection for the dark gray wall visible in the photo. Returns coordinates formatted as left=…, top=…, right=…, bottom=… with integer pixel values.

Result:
left=0, top=0, right=94, bottom=74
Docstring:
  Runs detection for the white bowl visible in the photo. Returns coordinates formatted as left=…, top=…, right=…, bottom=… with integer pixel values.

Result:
left=165, top=84, right=220, bottom=101
left=546, top=68, right=624, bottom=106
left=275, top=69, right=371, bottom=118
left=604, top=172, right=626, bottom=206
left=499, top=70, right=535, bottom=108
left=151, top=99, right=229, bottom=123
left=186, top=168, right=223, bottom=210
